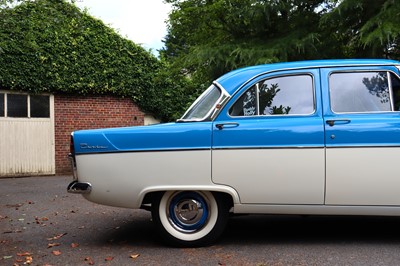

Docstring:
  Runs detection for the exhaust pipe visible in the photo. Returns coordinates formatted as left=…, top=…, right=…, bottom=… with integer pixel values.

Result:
left=67, top=181, right=92, bottom=194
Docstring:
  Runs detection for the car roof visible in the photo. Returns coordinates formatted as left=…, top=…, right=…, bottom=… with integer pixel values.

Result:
left=215, top=59, right=400, bottom=96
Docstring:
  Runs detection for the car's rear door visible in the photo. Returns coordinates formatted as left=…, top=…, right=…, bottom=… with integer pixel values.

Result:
left=322, top=65, right=400, bottom=206
left=212, top=69, right=326, bottom=204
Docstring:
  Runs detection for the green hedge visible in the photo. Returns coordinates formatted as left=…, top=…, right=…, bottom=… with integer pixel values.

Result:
left=0, top=0, right=166, bottom=116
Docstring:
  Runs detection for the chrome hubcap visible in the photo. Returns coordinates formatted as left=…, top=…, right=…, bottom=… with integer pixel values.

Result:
left=174, top=199, right=204, bottom=225
left=167, top=191, right=210, bottom=233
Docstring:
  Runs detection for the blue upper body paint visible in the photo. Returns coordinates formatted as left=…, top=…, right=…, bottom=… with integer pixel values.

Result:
left=73, top=59, right=400, bottom=154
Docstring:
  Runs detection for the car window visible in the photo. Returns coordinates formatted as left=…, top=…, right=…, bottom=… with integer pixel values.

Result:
left=330, top=71, right=400, bottom=113
left=180, top=85, right=222, bottom=121
left=230, top=75, right=314, bottom=116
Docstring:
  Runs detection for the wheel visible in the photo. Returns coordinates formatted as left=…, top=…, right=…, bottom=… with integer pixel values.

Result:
left=151, top=191, right=230, bottom=247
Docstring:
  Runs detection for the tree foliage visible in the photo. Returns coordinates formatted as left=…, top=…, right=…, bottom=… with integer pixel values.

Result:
left=162, top=0, right=400, bottom=92
left=162, top=0, right=335, bottom=84
left=321, top=0, right=400, bottom=58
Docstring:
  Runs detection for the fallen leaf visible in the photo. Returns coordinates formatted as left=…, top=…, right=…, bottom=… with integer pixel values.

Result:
left=47, top=233, right=67, bottom=241
left=71, top=243, right=79, bottom=248
left=84, top=257, right=95, bottom=265
left=52, top=250, right=62, bottom=256
left=42, top=217, right=49, bottom=221
left=17, top=252, right=32, bottom=256
left=104, top=256, right=114, bottom=261
left=3, top=255, right=13, bottom=259
left=129, top=254, right=140, bottom=259
left=47, top=243, right=60, bottom=248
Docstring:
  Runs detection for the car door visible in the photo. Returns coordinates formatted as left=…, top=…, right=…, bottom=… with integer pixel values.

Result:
left=322, top=66, right=400, bottom=206
left=212, top=69, right=326, bottom=204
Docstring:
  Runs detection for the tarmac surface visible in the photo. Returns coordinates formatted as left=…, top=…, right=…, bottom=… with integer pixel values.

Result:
left=2, top=175, right=400, bottom=265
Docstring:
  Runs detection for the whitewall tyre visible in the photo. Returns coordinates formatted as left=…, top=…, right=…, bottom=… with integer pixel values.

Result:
left=151, top=191, right=230, bottom=247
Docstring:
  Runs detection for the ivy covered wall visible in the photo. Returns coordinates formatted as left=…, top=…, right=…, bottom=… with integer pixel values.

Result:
left=0, top=0, right=162, bottom=116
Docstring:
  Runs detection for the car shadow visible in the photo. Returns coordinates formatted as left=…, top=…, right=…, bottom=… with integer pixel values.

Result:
left=94, top=212, right=400, bottom=247
left=219, top=214, right=400, bottom=245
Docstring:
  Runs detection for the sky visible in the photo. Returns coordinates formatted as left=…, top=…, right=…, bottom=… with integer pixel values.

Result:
left=75, top=0, right=172, bottom=55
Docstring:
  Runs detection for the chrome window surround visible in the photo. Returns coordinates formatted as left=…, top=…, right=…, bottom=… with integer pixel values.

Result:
left=180, top=63, right=399, bottom=121
left=328, top=70, right=400, bottom=114
left=178, top=82, right=230, bottom=122
left=228, top=73, right=317, bottom=118
left=230, top=63, right=399, bottom=101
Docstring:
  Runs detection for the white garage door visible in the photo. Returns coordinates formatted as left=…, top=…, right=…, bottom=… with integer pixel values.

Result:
left=0, top=91, right=55, bottom=177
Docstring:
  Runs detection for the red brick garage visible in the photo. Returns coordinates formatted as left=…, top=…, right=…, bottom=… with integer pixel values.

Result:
left=54, top=95, right=144, bottom=174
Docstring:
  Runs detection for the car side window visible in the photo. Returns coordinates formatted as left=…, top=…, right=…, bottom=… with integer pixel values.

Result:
left=230, top=75, right=314, bottom=116
left=330, top=71, right=400, bottom=113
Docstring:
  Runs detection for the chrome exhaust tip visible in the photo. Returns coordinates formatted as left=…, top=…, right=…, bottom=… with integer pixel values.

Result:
left=67, top=181, right=92, bottom=194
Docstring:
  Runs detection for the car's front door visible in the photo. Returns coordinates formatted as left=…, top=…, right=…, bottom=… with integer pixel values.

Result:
left=322, top=66, right=400, bottom=206
left=212, top=69, right=326, bottom=204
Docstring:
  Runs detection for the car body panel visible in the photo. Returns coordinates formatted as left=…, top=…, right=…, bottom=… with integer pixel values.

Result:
left=73, top=122, right=213, bottom=154
left=69, top=59, right=400, bottom=216
left=320, top=66, right=400, bottom=206
left=212, top=68, right=325, bottom=204
left=75, top=150, right=214, bottom=208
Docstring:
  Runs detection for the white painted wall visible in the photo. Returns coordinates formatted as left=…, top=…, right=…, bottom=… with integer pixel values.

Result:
left=144, top=114, right=160, bottom=125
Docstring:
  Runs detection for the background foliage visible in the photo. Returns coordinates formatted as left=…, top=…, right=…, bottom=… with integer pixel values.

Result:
left=1, top=0, right=400, bottom=121
left=0, top=0, right=185, bottom=121
left=162, top=0, right=400, bottom=88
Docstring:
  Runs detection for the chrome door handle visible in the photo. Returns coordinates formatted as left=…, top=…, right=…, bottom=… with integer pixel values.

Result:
left=215, top=122, right=239, bottom=130
left=326, top=119, right=351, bottom=127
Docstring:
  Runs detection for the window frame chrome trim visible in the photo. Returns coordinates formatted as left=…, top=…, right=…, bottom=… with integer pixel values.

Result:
left=388, top=72, right=395, bottom=111
left=228, top=72, right=317, bottom=118
left=328, top=69, right=400, bottom=114
left=178, top=82, right=230, bottom=122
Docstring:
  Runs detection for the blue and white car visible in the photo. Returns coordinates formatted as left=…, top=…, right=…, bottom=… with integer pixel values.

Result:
left=68, top=59, right=400, bottom=246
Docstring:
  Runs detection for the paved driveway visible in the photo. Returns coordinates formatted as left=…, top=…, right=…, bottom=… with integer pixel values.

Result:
left=2, top=175, right=400, bottom=265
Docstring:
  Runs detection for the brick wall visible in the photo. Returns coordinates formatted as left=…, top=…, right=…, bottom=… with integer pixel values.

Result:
left=55, top=95, right=144, bottom=174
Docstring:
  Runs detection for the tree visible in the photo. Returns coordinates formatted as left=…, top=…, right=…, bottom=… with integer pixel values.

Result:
left=162, top=0, right=400, bottom=93
left=321, top=0, right=400, bottom=59
left=162, top=0, right=334, bottom=87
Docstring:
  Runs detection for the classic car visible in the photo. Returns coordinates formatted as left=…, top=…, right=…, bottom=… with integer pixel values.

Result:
left=68, top=59, right=400, bottom=247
